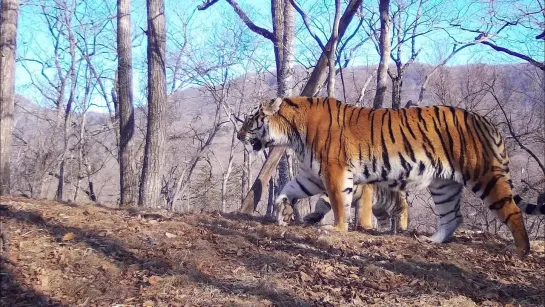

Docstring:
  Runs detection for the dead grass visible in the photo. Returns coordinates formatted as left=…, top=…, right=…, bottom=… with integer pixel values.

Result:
left=1, top=196, right=544, bottom=306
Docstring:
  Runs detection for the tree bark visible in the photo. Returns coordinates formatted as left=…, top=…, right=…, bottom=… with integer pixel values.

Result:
left=0, top=0, right=18, bottom=195
left=391, top=76, right=401, bottom=109
left=117, top=0, right=137, bottom=206
left=56, top=8, right=77, bottom=201
left=372, top=0, right=391, bottom=108
left=139, top=0, right=167, bottom=208
left=300, top=0, right=362, bottom=97
left=272, top=0, right=295, bottom=210
left=241, top=147, right=250, bottom=202
left=326, top=0, right=342, bottom=97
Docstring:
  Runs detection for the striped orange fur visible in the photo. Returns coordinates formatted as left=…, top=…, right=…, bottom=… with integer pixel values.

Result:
left=238, top=97, right=536, bottom=257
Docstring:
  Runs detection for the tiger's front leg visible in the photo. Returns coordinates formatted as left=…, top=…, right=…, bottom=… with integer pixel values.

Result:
left=322, top=167, right=354, bottom=232
left=273, top=172, right=324, bottom=226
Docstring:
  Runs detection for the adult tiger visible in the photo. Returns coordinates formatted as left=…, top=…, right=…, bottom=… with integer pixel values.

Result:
left=237, top=96, right=537, bottom=256
left=304, top=184, right=409, bottom=233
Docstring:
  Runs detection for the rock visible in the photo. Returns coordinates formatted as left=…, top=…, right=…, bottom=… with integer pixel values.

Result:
left=165, top=232, right=177, bottom=239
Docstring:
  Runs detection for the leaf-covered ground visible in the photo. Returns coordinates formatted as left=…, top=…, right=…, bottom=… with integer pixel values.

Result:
left=1, top=197, right=544, bottom=306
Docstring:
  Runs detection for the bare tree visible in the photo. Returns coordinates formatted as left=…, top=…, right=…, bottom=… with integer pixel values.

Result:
left=239, top=0, right=363, bottom=214
left=199, top=0, right=297, bottom=213
left=139, top=0, right=167, bottom=208
left=53, top=0, right=78, bottom=201
left=117, top=0, right=136, bottom=206
left=372, top=0, right=390, bottom=108
left=0, top=0, right=19, bottom=195
left=450, top=0, right=544, bottom=71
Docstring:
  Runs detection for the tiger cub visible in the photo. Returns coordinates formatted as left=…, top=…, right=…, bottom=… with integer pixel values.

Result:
left=304, top=184, right=409, bottom=233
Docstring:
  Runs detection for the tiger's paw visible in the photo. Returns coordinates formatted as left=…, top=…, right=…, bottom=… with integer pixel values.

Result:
left=356, top=226, right=377, bottom=234
left=320, top=223, right=348, bottom=232
left=416, top=235, right=449, bottom=243
left=274, top=198, right=294, bottom=226
left=303, top=212, right=325, bottom=225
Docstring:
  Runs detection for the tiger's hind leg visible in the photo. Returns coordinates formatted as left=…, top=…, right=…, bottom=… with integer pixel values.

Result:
left=397, top=192, right=409, bottom=232
left=472, top=175, right=530, bottom=257
left=423, top=180, right=464, bottom=243
left=355, top=185, right=374, bottom=231
left=321, top=166, right=353, bottom=232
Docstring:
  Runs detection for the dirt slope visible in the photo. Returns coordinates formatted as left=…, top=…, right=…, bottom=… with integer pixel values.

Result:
left=1, top=197, right=544, bottom=306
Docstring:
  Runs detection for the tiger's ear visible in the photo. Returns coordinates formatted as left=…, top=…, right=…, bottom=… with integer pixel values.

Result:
left=262, top=97, right=283, bottom=115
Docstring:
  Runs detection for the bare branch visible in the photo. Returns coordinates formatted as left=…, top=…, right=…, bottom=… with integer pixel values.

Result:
left=481, top=40, right=545, bottom=71
left=197, top=0, right=219, bottom=10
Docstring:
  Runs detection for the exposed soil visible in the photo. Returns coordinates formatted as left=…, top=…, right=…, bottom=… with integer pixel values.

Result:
left=1, top=196, right=544, bottom=306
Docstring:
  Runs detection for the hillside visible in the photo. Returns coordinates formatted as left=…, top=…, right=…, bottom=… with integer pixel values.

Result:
left=1, top=197, right=544, bottom=306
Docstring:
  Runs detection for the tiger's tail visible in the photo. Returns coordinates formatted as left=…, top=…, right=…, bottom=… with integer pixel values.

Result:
left=514, top=195, right=545, bottom=215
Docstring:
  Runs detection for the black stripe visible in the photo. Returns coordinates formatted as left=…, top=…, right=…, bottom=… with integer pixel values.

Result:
left=325, top=99, right=333, bottom=161
left=418, top=161, right=426, bottom=175
left=417, top=122, right=436, bottom=155
left=336, top=100, right=342, bottom=124
left=434, top=188, right=461, bottom=205
left=417, top=108, right=428, bottom=131
left=342, top=103, right=348, bottom=128
left=356, top=107, right=365, bottom=122
left=284, top=98, right=299, bottom=108
left=432, top=117, right=455, bottom=174
left=480, top=175, right=501, bottom=200
left=399, top=153, right=412, bottom=174
left=440, top=212, right=462, bottom=226
left=442, top=110, right=456, bottom=163
left=296, top=178, right=311, bottom=196
left=307, top=97, right=314, bottom=106
left=370, top=111, right=377, bottom=146
left=439, top=202, right=461, bottom=218
left=381, top=112, right=391, bottom=171
left=400, top=128, right=416, bottom=163
left=349, top=106, right=356, bottom=124
left=381, top=167, right=389, bottom=180
left=343, top=187, right=353, bottom=193
left=488, top=196, right=511, bottom=210
left=388, top=110, right=396, bottom=143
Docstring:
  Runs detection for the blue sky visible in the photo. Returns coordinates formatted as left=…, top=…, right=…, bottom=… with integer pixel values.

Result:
left=14, top=0, right=544, bottom=111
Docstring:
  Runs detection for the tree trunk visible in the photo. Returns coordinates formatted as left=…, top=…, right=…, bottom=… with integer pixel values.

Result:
left=391, top=76, right=402, bottom=109
left=56, top=12, right=77, bottom=202
left=356, top=68, right=377, bottom=106
left=117, top=0, right=137, bottom=206
left=0, top=0, right=18, bottom=195
left=326, top=0, right=342, bottom=97
left=272, top=0, right=295, bottom=207
left=240, top=0, right=363, bottom=214
left=241, top=147, right=250, bottom=202
left=139, top=0, right=167, bottom=208
left=373, top=0, right=391, bottom=108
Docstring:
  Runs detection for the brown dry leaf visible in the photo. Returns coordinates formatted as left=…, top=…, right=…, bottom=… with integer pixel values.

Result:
left=62, top=232, right=75, bottom=241
left=148, top=275, right=162, bottom=285
left=300, top=271, right=313, bottom=282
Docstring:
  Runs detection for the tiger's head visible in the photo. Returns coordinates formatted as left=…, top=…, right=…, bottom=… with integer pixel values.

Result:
left=237, top=97, right=285, bottom=151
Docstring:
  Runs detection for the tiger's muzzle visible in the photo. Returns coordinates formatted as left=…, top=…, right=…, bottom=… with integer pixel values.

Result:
left=237, top=130, right=263, bottom=151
